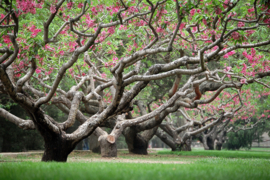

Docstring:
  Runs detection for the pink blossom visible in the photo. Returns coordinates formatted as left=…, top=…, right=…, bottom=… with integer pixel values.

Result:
left=15, top=73, right=21, bottom=78
left=247, top=55, right=253, bottom=63
left=215, top=7, right=222, bottom=15
left=190, top=9, right=196, bottom=16
left=86, top=19, right=95, bottom=27
left=228, top=51, right=235, bottom=56
left=226, top=66, right=232, bottom=71
left=223, top=54, right=229, bottom=58
left=243, top=51, right=248, bottom=57
left=31, top=29, right=41, bottom=37
left=241, top=63, right=247, bottom=74
left=202, top=19, right=207, bottom=26
left=224, top=0, right=229, bottom=8
left=113, top=57, right=118, bottom=61
left=29, top=25, right=36, bottom=32
left=112, top=7, right=120, bottom=13
left=179, top=23, right=186, bottom=30
left=128, top=6, right=138, bottom=13
left=251, top=48, right=256, bottom=57
left=248, top=8, right=254, bottom=13
left=91, top=7, right=98, bottom=15
left=246, top=30, right=255, bottom=37
left=3, top=35, right=11, bottom=44
left=50, top=5, right=56, bottom=14
left=108, top=26, right=115, bottom=34
left=231, top=32, right=240, bottom=40
left=240, top=78, right=247, bottom=84
left=16, top=0, right=37, bottom=15
left=36, top=68, right=41, bottom=74
left=69, top=68, right=74, bottom=73
left=101, top=73, right=107, bottom=79
left=67, top=2, right=74, bottom=9
left=59, top=51, right=64, bottom=56
left=78, top=3, right=83, bottom=8
left=156, top=27, right=164, bottom=33
left=238, top=22, right=245, bottom=27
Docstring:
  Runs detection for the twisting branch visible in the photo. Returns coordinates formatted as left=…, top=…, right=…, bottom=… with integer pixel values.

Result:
left=0, top=108, right=35, bottom=130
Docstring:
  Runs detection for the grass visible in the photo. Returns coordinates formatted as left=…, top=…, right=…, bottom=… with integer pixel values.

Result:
left=1, top=149, right=270, bottom=180
left=0, top=158, right=270, bottom=180
left=158, top=149, right=270, bottom=159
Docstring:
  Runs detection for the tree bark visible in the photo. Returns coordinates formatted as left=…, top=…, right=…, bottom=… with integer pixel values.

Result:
left=181, top=137, right=192, bottom=151
left=207, top=137, right=215, bottom=150
left=42, top=134, right=74, bottom=162
left=124, top=128, right=148, bottom=154
left=98, top=134, right=117, bottom=157
left=215, top=142, right=222, bottom=150
left=155, top=129, right=177, bottom=151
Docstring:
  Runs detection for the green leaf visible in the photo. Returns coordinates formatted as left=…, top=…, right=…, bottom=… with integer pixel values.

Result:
left=86, top=0, right=91, bottom=5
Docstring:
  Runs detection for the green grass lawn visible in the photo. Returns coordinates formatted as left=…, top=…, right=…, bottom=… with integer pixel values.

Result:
left=0, top=158, right=270, bottom=180
left=1, top=150, right=270, bottom=180
left=158, top=149, right=270, bottom=159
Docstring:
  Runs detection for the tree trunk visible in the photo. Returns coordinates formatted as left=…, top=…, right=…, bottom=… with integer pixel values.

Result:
left=124, top=129, right=148, bottom=155
left=155, top=129, right=177, bottom=151
left=130, top=135, right=148, bottom=154
left=126, top=134, right=148, bottom=154
left=42, top=135, right=74, bottom=162
left=98, top=135, right=117, bottom=157
left=181, top=138, right=192, bottom=151
left=206, top=137, right=214, bottom=150
left=216, top=142, right=222, bottom=150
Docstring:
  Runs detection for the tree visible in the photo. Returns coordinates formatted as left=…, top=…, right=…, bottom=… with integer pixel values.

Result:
left=0, top=0, right=270, bottom=162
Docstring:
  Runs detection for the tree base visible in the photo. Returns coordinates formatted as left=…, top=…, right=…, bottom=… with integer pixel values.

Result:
left=99, top=135, right=117, bottom=157
left=130, top=148, right=148, bottom=155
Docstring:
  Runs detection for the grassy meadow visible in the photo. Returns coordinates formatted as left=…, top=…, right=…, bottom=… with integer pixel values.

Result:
left=158, top=148, right=270, bottom=159
left=0, top=148, right=270, bottom=180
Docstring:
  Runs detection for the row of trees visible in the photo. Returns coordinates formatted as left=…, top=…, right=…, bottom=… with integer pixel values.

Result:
left=0, top=0, right=270, bottom=161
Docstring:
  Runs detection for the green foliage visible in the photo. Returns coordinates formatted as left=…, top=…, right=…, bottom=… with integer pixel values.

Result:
left=223, top=119, right=270, bottom=150
left=223, top=130, right=254, bottom=150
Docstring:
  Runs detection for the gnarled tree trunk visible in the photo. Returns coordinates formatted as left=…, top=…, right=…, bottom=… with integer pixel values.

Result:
left=42, top=135, right=74, bottom=162
left=124, top=127, right=148, bottom=154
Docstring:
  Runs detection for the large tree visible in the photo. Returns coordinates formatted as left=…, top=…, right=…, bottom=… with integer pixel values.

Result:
left=0, top=0, right=270, bottom=161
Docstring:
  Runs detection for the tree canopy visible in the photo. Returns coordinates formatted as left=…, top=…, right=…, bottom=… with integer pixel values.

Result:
left=0, top=0, right=270, bottom=161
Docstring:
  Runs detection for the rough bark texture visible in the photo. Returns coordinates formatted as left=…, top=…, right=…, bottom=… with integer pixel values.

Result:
left=181, top=137, right=192, bottom=151
left=124, top=128, right=148, bottom=154
left=204, top=137, right=214, bottom=150
left=98, top=135, right=117, bottom=157
left=42, top=135, right=74, bottom=162
left=155, top=129, right=177, bottom=151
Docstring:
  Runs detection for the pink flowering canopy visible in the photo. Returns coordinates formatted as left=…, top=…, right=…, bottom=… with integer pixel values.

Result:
left=0, top=0, right=270, bottom=160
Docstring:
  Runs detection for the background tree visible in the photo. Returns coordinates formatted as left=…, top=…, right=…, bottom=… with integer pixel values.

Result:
left=0, top=0, right=270, bottom=162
